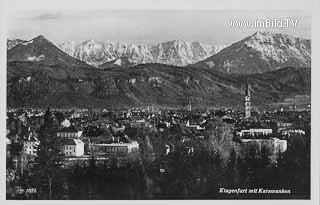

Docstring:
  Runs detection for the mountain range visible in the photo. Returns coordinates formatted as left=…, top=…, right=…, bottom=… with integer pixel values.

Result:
left=57, top=40, right=226, bottom=67
left=8, top=32, right=311, bottom=74
left=7, top=33, right=311, bottom=108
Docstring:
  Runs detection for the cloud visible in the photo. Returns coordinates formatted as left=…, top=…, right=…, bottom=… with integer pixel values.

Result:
left=31, top=12, right=62, bottom=20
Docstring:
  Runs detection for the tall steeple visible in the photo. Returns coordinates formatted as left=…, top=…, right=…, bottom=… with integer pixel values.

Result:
left=188, top=97, right=192, bottom=112
left=244, top=82, right=251, bottom=118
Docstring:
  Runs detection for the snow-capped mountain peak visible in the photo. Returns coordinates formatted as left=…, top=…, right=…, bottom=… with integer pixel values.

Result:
left=194, top=32, right=311, bottom=74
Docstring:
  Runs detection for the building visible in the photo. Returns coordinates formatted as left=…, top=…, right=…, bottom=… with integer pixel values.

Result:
left=61, top=119, right=71, bottom=128
left=88, top=134, right=139, bottom=156
left=23, top=133, right=40, bottom=156
left=239, top=138, right=287, bottom=164
left=188, top=97, right=192, bottom=112
left=244, top=82, right=251, bottom=118
left=240, top=138, right=287, bottom=158
left=241, top=138, right=287, bottom=153
left=56, top=125, right=83, bottom=138
left=279, top=129, right=305, bottom=137
left=277, top=121, right=293, bottom=129
left=130, top=119, right=146, bottom=128
left=236, top=128, right=273, bottom=138
left=222, top=115, right=236, bottom=123
left=59, top=138, right=84, bottom=157
left=111, top=125, right=126, bottom=133
left=186, top=120, right=205, bottom=130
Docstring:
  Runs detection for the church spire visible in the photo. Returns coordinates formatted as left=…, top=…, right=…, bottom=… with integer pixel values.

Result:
left=245, top=81, right=251, bottom=96
left=188, top=97, right=192, bottom=112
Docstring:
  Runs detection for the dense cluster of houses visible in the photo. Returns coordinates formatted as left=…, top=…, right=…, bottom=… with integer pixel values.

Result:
left=6, top=109, right=142, bottom=161
left=14, top=122, right=140, bottom=158
left=6, top=94, right=310, bottom=167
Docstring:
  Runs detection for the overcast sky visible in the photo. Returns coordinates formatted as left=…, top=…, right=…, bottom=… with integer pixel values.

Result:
left=7, top=10, right=311, bottom=45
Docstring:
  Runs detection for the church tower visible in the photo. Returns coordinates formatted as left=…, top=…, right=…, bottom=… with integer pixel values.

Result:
left=244, top=82, right=251, bottom=118
left=188, top=97, right=192, bottom=112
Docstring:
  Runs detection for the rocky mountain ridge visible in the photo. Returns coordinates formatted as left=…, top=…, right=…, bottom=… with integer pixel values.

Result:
left=194, top=31, right=311, bottom=74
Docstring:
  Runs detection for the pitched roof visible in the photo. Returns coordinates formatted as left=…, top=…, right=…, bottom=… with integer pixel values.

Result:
left=58, top=125, right=80, bottom=133
left=58, top=138, right=78, bottom=146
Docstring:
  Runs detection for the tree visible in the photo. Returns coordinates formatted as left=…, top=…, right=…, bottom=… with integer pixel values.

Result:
left=30, top=107, right=64, bottom=199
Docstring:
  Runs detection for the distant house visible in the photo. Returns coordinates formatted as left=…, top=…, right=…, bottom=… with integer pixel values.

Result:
left=61, top=119, right=71, bottom=128
left=186, top=120, right=205, bottom=130
left=59, top=138, right=84, bottom=157
left=222, top=115, right=236, bottom=124
left=57, top=125, right=83, bottom=138
left=70, top=112, right=81, bottom=119
left=279, top=129, right=305, bottom=137
left=111, top=124, right=126, bottom=133
left=23, top=133, right=40, bottom=156
left=276, top=121, right=293, bottom=129
left=130, top=119, right=146, bottom=128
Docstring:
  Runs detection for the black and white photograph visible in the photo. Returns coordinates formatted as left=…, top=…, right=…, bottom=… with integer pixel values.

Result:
left=2, top=0, right=319, bottom=202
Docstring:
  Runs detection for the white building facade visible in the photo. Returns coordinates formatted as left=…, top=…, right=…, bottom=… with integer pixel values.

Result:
left=89, top=141, right=139, bottom=156
left=60, top=139, right=85, bottom=157
left=23, top=140, right=40, bottom=156
left=236, top=128, right=273, bottom=137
